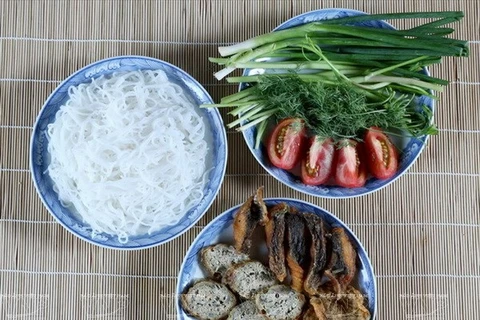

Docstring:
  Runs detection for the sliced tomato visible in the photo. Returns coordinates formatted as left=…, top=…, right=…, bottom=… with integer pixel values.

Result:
left=364, top=127, right=399, bottom=180
left=266, top=118, right=306, bottom=170
left=334, top=139, right=367, bottom=188
left=301, top=137, right=335, bottom=185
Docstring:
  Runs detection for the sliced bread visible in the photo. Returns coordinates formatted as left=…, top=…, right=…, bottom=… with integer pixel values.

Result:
left=223, top=261, right=278, bottom=299
left=227, top=300, right=266, bottom=320
left=200, top=244, right=250, bottom=280
left=181, top=280, right=237, bottom=320
left=255, top=284, right=306, bottom=320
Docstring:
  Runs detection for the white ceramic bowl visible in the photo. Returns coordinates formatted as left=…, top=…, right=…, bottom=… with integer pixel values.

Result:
left=176, top=198, right=377, bottom=319
left=240, top=9, right=433, bottom=198
left=30, top=56, right=228, bottom=249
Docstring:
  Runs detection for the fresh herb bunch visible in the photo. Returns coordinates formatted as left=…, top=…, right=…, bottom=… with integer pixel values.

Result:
left=214, top=75, right=437, bottom=146
left=202, top=11, right=469, bottom=147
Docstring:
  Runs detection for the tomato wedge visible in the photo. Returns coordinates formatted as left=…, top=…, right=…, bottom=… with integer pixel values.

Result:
left=267, top=118, right=306, bottom=170
left=334, top=139, right=367, bottom=188
left=301, top=137, right=335, bottom=185
left=364, top=127, right=399, bottom=179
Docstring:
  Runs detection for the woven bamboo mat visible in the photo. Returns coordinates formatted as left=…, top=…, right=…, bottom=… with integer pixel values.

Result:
left=1, top=0, right=479, bottom=319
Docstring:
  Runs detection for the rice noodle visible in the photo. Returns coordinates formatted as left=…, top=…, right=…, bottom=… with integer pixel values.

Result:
left=46, top=69, right=210, bottom=243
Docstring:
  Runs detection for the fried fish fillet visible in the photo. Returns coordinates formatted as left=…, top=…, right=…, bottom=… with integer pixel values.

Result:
left=303, top=305, right=321, bottom=320
left=233, top=187, right=268, bottom=253
left=303, top=213, right=328, bottom=296
left=310, top=297, right=328, bottom=320
left=323, top=227, right=357, bottom=293
left=253, top=186, right=268, bottom=227
left=265, top=202, right=289, bottom=282
left=286, top=211, right=308, bottom=292
left=312, top=286, right=371, bottom=320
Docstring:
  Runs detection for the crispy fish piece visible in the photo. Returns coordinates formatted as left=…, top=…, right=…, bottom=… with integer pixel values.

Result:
left=323, top=227, right=357, bottom=293
left=265, top=203, right=289, bottom=282
left=309, top=297, right=327, bottom=320
left=303, top=306, right=321, bottom=320
left=303, top=213, right=328, bottom=296
left=233, top=187, right=268, bottom=253
left=253, top=186, right=268, bottom=227
left=286, top=211, right=308, bottom=292
left=313, top=286, right=371, bottom=320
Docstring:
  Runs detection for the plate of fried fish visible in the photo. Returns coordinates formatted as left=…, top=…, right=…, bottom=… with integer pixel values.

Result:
left=176, top=187, right=376, bottom=319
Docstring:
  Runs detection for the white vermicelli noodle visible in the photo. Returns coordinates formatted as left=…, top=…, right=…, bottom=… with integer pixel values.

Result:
left=46, top=70, right=210, bottom=243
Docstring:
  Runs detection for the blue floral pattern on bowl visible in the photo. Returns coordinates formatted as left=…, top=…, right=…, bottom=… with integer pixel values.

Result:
left=30, top=56, right=228, bottom=250
left=176, top=198, right=377, bottom=319
left=240, top=8, right=434, bottom=198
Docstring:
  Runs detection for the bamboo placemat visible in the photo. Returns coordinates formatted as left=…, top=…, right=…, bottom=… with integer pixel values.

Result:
left=1, top=0, right=479, bottom=319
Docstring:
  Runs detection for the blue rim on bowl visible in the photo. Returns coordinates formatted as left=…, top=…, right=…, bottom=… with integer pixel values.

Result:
left=176, top=198, right=377, bottom=319
left=239, top=8, right=434, bottom=199
left=30, top=55, right=228, bottom=250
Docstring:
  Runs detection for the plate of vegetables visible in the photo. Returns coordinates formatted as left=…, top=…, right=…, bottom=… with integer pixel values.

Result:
left=204, top=9, right=469, bottom=198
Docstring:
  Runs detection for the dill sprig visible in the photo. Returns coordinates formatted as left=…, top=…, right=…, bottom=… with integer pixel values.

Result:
left=207, top=74, right=436, bottom=145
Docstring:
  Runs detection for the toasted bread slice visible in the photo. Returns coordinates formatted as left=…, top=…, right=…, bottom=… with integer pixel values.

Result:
left=265, top=203, right=289, bottom=282
left=303, top=213, right=328, bottom=296
left=255, top=284, right=306, bottom=320
left=323, top=227, right=357, bottom=293
left=233, top=187, right=269, bottom=253
left=181, top=280, right=237, bottom=320
left=285, top=211, right=308, bottom=292
left=227, top=300, right=266, bottom=320
left=223, top=261, right=278, bottom=299
left=200, top=244, right=250, bottom=280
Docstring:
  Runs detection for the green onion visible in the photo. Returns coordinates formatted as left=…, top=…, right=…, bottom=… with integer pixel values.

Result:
left=206, top=11, right=468, bottom=146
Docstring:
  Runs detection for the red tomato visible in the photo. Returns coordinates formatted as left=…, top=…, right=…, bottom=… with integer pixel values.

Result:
left=364, top=127, right=399, bottom=179
left=267, top=118, right=306, bottom=170
left=334, top=140, right=367, bottom=188
left=301, top=137, right=335, bottom=185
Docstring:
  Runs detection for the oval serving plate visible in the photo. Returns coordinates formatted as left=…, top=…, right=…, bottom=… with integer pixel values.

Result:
left=239, top=8, right=434, bottom=198
left=176, top=198, right=377, bottom=319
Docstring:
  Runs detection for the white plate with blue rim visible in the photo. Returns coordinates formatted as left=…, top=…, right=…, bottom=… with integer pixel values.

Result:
left=30, top=55, right=228, bottom=250
left=240, top=8, right=433, bottom=199
left=176, top=198, right=377, bottom=319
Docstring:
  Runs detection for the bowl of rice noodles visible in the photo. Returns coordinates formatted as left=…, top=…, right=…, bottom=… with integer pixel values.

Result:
left=30, top=56, right=227, bottom=249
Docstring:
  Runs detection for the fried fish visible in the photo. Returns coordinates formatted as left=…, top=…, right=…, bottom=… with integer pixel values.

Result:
left=323, top=227, right=357, bottom=293
left=286, top=211, right=308, bottom=292
left=265, top=202, right=289, bottom=282
left=303, top=213, right=328, bottom=296
left=233, top=187, right=268, bottom=253
left=312, top=286, right=370, bottom=320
